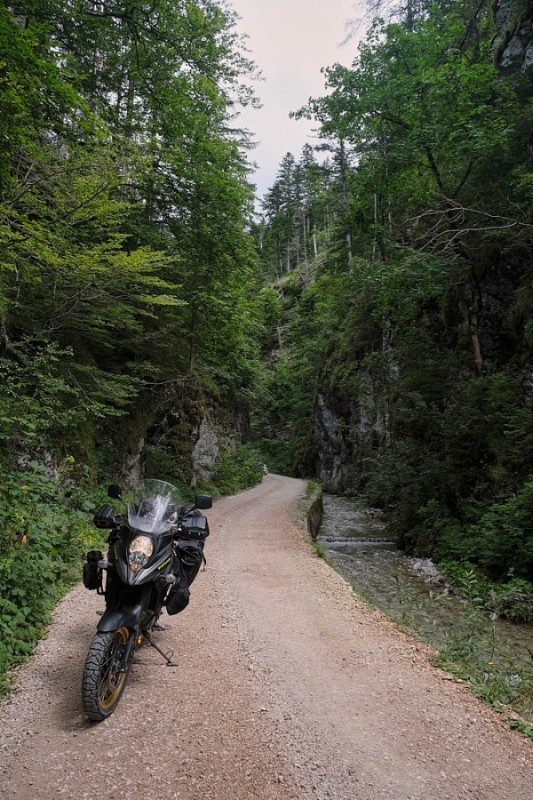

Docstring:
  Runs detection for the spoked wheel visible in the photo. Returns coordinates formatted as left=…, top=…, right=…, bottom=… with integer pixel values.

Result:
left=82, top=627, right=131, bottom=721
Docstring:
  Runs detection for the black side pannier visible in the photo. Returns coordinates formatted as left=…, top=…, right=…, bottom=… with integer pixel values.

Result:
left=166, top=585, right=190, bottom=615
left=176, top=540, right=205, bottom=586
left=83, top=550, right=104, bottom=590
left=180, top=510, right=209, bottom=541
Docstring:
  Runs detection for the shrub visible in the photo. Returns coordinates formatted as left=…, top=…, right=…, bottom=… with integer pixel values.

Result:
left=487, top=579, right=533, bottom=624
left=0, top=460, right=102, bottom=694
left=438, top=560, right=533, bottom=623
left=213, top=444, right=265, bottom=495
left=471, top=478, right=533, bottom=581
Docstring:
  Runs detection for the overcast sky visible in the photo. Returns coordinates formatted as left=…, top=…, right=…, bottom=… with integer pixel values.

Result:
left=230, top=0, right=367, bottom=205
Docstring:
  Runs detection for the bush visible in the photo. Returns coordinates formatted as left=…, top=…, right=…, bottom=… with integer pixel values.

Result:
left=438, top=560, right=533, bottom=623
left=213, top=444, right=265, bottom=495
left=0, top=460, right=102, bottom=694
left=487, top=579, right=533, bottom=624
left=471, top=478, right=533, bottom=581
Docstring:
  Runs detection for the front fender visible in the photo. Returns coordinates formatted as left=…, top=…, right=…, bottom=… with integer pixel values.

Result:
left=96, top=604, right=142, bottom=633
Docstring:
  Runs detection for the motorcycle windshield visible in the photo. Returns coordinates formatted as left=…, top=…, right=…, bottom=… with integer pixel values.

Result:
left=126, top=479, right=184, bottom=534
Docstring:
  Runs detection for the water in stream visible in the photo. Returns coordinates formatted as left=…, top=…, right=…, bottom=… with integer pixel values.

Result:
left=318, top=494, right=533, bottom=721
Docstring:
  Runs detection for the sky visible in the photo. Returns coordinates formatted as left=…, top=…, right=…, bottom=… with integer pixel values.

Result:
left=230, top=0, right=367, bottom=205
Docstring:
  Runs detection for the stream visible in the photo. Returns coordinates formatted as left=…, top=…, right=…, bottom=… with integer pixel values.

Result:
left=318, top=494, right=533, bottom=721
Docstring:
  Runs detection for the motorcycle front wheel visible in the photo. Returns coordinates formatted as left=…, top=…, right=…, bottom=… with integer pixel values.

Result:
left=82, top=627, right=130, bottom=721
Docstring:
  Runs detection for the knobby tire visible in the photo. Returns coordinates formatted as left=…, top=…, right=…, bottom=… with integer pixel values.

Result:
left=81, top=628, right=130, bottom=721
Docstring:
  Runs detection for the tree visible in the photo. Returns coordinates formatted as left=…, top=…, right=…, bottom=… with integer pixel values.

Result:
left=254, top=0, right=533, bottom=582
left=0, top=0, right=262, bottom=462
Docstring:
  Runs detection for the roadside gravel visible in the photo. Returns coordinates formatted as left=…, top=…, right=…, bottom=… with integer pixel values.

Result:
left=0, top=474, right=531, bottom=800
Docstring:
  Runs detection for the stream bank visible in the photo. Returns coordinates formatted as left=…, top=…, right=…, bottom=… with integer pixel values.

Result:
left=314, top=493, right=533, bottom=724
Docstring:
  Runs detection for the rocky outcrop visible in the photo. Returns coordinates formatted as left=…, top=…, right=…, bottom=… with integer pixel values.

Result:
left=312, top=375, right=389, bottom=494
left=140, top=381, right=238, bottom=488
left=493, top=0, right=533, bottom=77
left=124, top=437, right=144, bottom=484
left=313, top=392, right=356, bottom=493
left=191, top=417, right=219, bottom=486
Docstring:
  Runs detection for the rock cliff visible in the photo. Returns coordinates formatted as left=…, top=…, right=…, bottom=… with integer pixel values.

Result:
left=493, top=0, right=533, bottom=77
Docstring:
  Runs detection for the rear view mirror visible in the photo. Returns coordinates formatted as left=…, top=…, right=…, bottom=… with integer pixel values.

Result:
left=94, top=504, right=118, bottom=529
left=195, top=494, right=212, bottom=510
left=108, top=484, right=122, bottom=499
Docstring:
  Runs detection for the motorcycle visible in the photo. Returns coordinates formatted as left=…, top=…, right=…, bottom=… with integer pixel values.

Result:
left=81, top=479, right=212, bottom=722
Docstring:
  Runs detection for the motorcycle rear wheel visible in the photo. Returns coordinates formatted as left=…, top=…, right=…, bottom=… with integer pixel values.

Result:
left=82, top=627, right=130, bottom=721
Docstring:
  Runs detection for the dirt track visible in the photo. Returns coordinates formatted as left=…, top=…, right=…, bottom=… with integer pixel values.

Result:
left=0, top=474, right=531, bottom=800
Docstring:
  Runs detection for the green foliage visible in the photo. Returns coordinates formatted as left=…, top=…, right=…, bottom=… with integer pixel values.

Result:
left=463, top=479, right=533, bottom=581
left=0, top=0, right=262, bottom=467
left=437, top=561, right=492, bottom=605
left=258, top=147, right=335, bottom=279
left=254, top=0, right=533, bottom=595
left=434, top=611, right=533, bottom=729
left=143, top=443, right=195, bottom=502
left=253, top=348, right=313, bottom=477
left=369, top=557, right=533, bottom=726
left=311, top=541, right=329, bottom=562
left=487, top=579, right=533, bottom=624
left=2, top=0, right=532, bottom=711
left=429, top=575, right=533, bottom=727
left=0, top=459, right=102, bottom=694
left=212, top=444, right=265, bottom=495
left=438, top=560, right=533, bottom=623
left=0, top=0, right=266, bottom=693
left=0, top=340, right=133, bottom=453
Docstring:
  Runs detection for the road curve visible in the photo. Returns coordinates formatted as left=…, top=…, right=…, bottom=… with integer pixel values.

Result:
left=0, top=473, right=531, bottom=800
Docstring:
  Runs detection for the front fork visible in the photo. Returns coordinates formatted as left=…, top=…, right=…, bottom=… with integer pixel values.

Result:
left=120, top=630, right=138, bottom=672
left=97, top=573, right=177, bottom=669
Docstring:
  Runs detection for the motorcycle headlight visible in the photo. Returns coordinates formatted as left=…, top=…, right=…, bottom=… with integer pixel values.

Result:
left=128, top=535, right=154, bottom=573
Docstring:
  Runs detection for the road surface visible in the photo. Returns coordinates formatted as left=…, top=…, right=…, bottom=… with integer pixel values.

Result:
left=0, top=474, right=531, bottom=799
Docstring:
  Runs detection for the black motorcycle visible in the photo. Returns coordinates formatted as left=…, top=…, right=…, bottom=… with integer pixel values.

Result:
left=81, top=479, right=211, bottom=721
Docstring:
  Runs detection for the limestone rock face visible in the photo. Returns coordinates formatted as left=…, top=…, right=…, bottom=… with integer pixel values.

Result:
left=313, top=392, right=356, bottom=493
left=191, top=418, right=219, bottom=485
left=312, top=374, right=389, bottom=494
left=124, top=437, right=144, bottom=485
left=493, top=0, right=533, bottom=77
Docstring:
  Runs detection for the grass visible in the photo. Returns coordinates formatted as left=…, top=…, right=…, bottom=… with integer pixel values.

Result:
left=303, top=487, right=533, bottom=739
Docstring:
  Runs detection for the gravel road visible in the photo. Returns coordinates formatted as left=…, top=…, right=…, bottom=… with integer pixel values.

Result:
left=0, top=473, right=531, bottom=800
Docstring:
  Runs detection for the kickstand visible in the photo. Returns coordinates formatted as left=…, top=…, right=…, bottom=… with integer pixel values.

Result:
left=144, top=631, right=178, bottom=667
